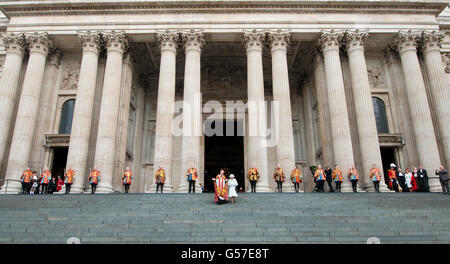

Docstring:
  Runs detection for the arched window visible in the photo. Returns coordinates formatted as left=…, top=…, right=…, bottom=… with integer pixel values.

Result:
left=58, top=99, right=75, bottom=134
left=372, top=97, right=389, bottom=134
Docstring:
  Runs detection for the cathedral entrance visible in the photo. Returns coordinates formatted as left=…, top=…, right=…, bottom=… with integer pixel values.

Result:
left=380, top=147, right=396, bottom=187
left=51, top=147, right=68, bottom=181
left=204, top=120, right=244, bottom=193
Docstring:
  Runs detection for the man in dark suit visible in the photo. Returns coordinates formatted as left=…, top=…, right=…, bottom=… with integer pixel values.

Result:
left=417, top=165, right=429, bottom=192
left=324, top=166, right=334, bottom=192
left=435, top=165, right=449, bottom=193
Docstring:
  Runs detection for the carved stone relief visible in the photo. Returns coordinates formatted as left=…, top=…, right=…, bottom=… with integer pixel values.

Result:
left=61, top=61, right=80, bottom=90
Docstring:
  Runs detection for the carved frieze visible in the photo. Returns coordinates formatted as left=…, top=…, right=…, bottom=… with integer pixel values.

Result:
left=61, top=61, right=80, bottom=90
left=367, top=65, right=385, bottom=88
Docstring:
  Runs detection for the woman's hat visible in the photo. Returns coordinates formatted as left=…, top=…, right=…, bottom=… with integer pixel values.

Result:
left=390, top=163, right=396, bottom=168
left=229, top=174, right=235, bottom=178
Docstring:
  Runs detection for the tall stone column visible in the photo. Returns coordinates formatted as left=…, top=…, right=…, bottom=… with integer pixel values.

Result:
left=313, top=51, right=334, bottom=167
left=93, top=31, right=127, bottom=193
left=244, top=30, right=272, bottom=192
left=345, top=30, right=389, bottom=192
left=394, top=30, right=441, bottom=191
left=421, top=31, right=450, bottom=170
left=65, top=31, right=101, bottom=193
left=151, top=31, right=179, bottom=192
left=177, top=30, right=204, bottom=193
left=318, top=30, right=355, bottom=192
left=3, top=33, right=54, bottom=193
left=0, top=33, right=26, bottom=181
left=268, top=30, right=295, bottom=192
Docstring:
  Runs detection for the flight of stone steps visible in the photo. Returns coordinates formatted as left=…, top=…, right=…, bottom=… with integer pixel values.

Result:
left=0, top=193, right=449, bottom=243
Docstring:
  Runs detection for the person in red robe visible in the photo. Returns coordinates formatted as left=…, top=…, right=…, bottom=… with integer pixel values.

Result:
left=56, top=176, right=64, bottom=192
left=213, top=169, right=228, bottom=204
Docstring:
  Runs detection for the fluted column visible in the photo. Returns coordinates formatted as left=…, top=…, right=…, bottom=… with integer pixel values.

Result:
left=313, top=51, right=334, bottom=167
left=177, top=30, right=204, bottom=193
left=92, top=31, right=127, bottom=193
left=3, top=33, right=54, bottom=193
left=421, top=31, right=450, bottom=171
left=318, top=30, right=354, bottom=192
left=151, top=31, right=179, bottom=192
left=394, top=30, right=441, bottom=191
left=268, top=30, right=295, bottom=192
left=0, top=33, right=26, bottom=181
left=244, top=30, right=272, bottom=192
left=65, top=31, right=101, bottom=193
left=345, top=30, right=389, bottom=192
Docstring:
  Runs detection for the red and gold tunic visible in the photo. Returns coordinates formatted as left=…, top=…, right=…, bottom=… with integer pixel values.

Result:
left=155, top=169, right=165, bottom=184
left=348, top=168, right=359, bottom=181
left=291, top=168, right=302, bottom=183
left=123, top=170, right=132, bottom=185
left=21, top=169, right=33, bottom=183
left=40, top=170, right=51, bottom=184
left=89, top=170, right=100, bottom=184
left=388, top=169, right=397, bottom=180
left=332, top=169, right=343, bottom=182
left=314, top=169, right=326, bottom=181
left=214, top=175, right=228, bottom=203
left=187, top=168, right=198, bottom=181
left=64, top=169, right=74, bottom=184
left=273, top=168, right=285, bottom=182
left=247, top=168, right=260, bottom=182
left=369, top=168, right=381, bottom=182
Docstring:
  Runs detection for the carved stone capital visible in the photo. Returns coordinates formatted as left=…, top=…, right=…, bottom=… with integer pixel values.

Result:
left=47, top=50, right=61, bottom=66
left=25, top=32, right=55, bottom=57
left=393, top=30, right=421, bottom=55
left=421, top=30, right=445, bottom=54
left=77, top=31, right=101, bottom=54
left=181, top=30, right=205, bottom=53
left=243, top=30, right=265, bottom=52
left=267, top=30, right=291, bottom=52
left=102, top=31, right=128, bottom=54
left=442, top=52, right=450, bottom=74
left=318, top=30, right=344, bottom=53
left=345, top=29, right=369, bottom=53
left=1, top=33, right=26, bottom=56
left=384, top=44, right=399, bottom=64
left=156, top=30, right=179, bottom=54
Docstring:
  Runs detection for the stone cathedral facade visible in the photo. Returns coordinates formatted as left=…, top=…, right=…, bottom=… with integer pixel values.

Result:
left=0, top=1, right=448, bottom=194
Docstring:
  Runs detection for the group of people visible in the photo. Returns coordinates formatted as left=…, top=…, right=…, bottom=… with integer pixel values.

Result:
left=19, top=167, right=65, bottom=195
left=386, top=164, right=448, bottom=193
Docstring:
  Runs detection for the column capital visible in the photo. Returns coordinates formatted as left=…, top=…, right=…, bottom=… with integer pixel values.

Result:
left=318, top=29, right=344, bottom=53
left=344, top=29, right=369, bottom=53
left=267, top=29, right=291, bottom=52
left=1, top=33, right=26, bottom=56
left=421, top=30, right=445, bottom=54
left=181, top=29, right=205, bottom=53
left=243, top=29, right=265, bottom=52
left=393, top=30, right=421, bottom=55
left=47, top=49, right=61, bottom=66
left=77, top=31, right=101, bottom=55
left=442, top=52, right=450, bottom=74
left=25, top=32, right=55, bottom=57
left=102, top=31, right=128, bottom=54
left=157, top=30, right=179, bottom=54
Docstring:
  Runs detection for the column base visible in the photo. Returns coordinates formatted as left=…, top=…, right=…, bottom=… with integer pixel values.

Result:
left=175, top=182, right=202, bottom=193
left=253, top=184, right=273, bottom=193
left=429, top=176, right=443, bottom=193
left=278, top=182, right=297, bottom=193
left=68, top=184, right=85, bottom=194
left=93, top=183, right=114, bottom=194
left=0, top=182, right=22, bottom=194
left=365, top=182, right=391, bottom=192
left=147, top=183, right=174, bottom=193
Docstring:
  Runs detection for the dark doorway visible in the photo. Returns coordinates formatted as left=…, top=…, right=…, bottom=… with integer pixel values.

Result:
left=380, top=147, right=396, bottom=187
left=204, top=120, right=244, bottom=193
left=51, top=147, right=68, bottom=181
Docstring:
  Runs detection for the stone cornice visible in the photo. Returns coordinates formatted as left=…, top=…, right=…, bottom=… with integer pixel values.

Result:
left=0, top=1, right=447, bottom=17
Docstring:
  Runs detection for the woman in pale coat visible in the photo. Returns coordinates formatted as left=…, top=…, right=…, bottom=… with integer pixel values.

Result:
left=228, top=174, right=238, bottom=204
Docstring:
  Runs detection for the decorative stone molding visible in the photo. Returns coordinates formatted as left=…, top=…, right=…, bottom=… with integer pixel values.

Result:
left=442, top=52, right=450, bottom=74
left=181, top=29, right=205, bottom=53
left=156, top=30, right=179, bottom=54
left=393, top=30, right=421, bottom=55
left=77, top=31, right=101, bottom=54
left=1, top=33, right=26, bottom=56
left=102, top=31, right=128, bottom=54
left=267, top=29, right=291, bottom=51
left=367, top=65, right=384, bottom=88
left=318, top=29, right=344, bottom=53
left=47, top=49, right=61, bottom=66
left=344, top=29, right=369, bottom=53
left=25, top=32, right=55, bottom=57
left=61, top=61, right=80, bottom=90
left=243, top=29, right=265, bottom=52
left=421, top=30, right=445, bottom=54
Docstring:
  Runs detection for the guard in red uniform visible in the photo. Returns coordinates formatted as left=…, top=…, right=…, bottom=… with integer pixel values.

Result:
left=20, top=167, right=33, bottom=194
left=89, top=167, right=100, bottom=194
left=122, top=166, right=133, bottom=194
left=40, top=167, right=51, bottom=194
left=388, top=163, right=399, bottom=192
left=64, top=166, right=75, bottom=194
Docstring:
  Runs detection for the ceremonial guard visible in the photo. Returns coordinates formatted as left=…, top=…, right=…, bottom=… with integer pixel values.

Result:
left=40, top=167, right=52, bottom=194
left=273, top=165, right=285, bottom=193
left=324, top=166, right=334, bottom=192
left=435, top=165, right=449, bottom=193
left=314, top=165, right=326, bottom=192
left=186, top=164, right=198, bottom=193
left=122, top=166, right=133, bottom=194
left=213, top=169, right=228, bottom=204
left=332, top=165, right=343, bottom=192
left=347, top=165, right=359, bottom=193
left=417, top=165, right=429, bottom=192
left=247, top=165, right=260, bottom=193
left=291, top=165, right=302, bottom=193
left=155, top=165, right=165, bottom=194
left=20, top=167, right=33, bottom=194
left=369, top=163, right=382, bottom=192
left=64, top=167, right=75, bottom=194
left=89, top=167, right=100, bottom=194
left=388, top=164, right=399, bottom=192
